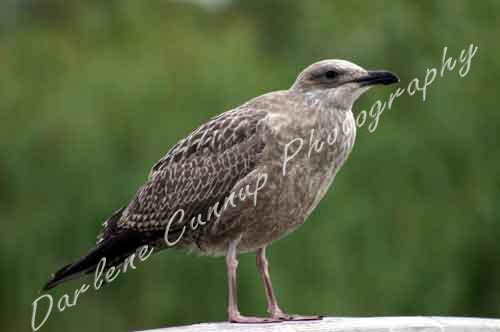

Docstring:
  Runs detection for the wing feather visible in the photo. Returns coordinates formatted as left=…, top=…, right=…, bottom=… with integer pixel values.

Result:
left=99, top=106, right=269, bottom=245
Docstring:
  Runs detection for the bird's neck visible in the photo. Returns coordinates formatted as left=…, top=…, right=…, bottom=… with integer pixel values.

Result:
left=297, top=90, right=352, bottom=114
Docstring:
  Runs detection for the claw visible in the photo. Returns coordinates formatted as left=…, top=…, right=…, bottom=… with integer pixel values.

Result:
left=229, top=314, right=283, bottom=323
left=273, top=313, right=323, bottom=321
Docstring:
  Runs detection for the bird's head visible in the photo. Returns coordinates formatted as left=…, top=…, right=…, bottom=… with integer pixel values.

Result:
left=291, top=59, right=399, bottom=110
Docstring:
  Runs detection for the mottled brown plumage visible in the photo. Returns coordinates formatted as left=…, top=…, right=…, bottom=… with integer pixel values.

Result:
left=43, top=59, right=398, bottom=323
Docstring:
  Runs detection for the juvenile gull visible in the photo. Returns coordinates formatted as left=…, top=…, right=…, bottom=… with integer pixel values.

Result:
left=43, top=60, right=399, bottom=323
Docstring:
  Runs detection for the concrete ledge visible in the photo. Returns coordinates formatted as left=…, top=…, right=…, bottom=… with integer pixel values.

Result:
left=138, top=316, right=500, bottom=332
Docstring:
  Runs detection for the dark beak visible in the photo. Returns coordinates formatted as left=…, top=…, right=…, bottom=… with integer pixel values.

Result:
left=352, top=70, right=400, bottom=87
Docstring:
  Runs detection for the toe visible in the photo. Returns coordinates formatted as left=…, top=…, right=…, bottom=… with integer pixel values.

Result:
left=275, top=314, right=323, bottom=321
left=230, top=315, right=283, bottom=323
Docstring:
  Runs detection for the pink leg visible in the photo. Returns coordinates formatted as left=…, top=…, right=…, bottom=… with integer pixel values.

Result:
left=226, top=240, right=282, bottom=323
left=256, top=247, right=322, bottom=321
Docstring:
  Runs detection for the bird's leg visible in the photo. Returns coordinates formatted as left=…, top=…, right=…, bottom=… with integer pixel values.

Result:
left=226, top=240, right=281, bottom=323
left=256, top=247, right=322, bottom=321
left=255, top=247, right=282, bottom=316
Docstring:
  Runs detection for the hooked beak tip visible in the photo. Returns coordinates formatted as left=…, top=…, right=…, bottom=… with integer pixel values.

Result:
left=354, top=70, right=400, bottom=86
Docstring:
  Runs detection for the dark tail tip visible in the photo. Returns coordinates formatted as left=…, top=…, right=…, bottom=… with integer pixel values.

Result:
left=42, top=230, right=146, bottom=291
left=42, top=208, right=128, bottom=291
left=42, top=263, right=74, bottom=291
left=42, top=278, right=57, bottom=291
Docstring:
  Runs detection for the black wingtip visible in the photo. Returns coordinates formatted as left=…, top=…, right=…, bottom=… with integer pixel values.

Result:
left=42, top=276, right=56, bottom=291
left=42, top=262, right=75, bottom=291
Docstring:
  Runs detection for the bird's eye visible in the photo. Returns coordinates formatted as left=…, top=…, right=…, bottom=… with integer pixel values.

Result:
left=325, top=70, right=337, bottom=79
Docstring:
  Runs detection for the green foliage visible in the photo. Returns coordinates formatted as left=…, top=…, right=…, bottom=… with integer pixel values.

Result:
left=1, top=1, right=499, bottom=330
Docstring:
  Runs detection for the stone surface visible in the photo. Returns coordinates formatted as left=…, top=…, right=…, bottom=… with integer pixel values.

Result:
left=137, top=316, right=500, bottom=332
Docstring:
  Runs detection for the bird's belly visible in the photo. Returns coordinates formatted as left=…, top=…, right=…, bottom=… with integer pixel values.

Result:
left=199, top=112, right=356, bottom=255
left=236, top=143, right=354, bottom=252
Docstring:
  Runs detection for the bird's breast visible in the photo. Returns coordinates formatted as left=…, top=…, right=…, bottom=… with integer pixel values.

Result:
left=255, top=108, right=357, bottom=239
left=295, top=110, right=354, bottom=215
left=200, top=106, right=357, bottom=254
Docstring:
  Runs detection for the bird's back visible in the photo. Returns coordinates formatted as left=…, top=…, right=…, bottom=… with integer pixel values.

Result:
left=97, top=91, right=287, bottom=253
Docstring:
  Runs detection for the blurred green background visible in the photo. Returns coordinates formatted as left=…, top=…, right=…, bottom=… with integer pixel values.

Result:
left=1, top=1, right=499, bottom=331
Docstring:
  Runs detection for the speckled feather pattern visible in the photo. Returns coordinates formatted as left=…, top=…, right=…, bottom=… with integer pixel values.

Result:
left=97, top=88, right=356, bottom=256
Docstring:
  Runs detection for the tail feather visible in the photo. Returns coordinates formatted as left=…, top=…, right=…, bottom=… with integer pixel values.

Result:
left=43, top=231, right=146, bottom=291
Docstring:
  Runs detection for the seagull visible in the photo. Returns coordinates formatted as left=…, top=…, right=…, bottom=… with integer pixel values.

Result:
left=43, top=59, right=399, bottom=323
